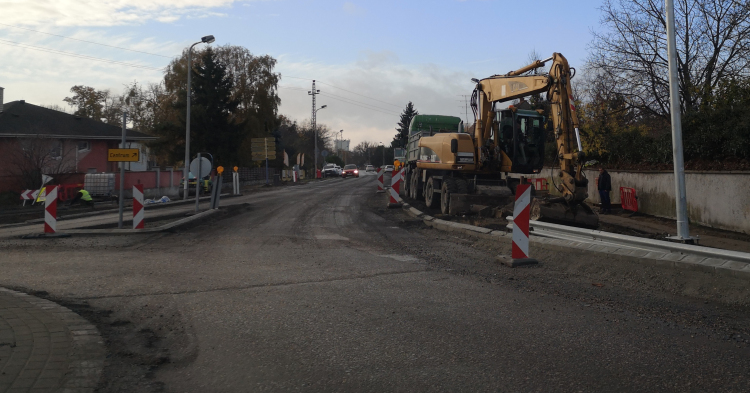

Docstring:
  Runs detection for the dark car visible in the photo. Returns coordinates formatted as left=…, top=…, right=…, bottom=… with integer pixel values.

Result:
left=341, top=164, right=359, bottom=178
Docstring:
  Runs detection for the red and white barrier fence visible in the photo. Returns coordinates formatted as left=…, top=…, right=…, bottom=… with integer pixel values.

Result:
left=376, top=168, right=384, bottom=193
left=388, top=169, right=404, bottom=205
left=44, top=186, right=58, bottom=234
left=512, top=184, right=531, bottom=260
left=133, top=184, right=144, bottom=229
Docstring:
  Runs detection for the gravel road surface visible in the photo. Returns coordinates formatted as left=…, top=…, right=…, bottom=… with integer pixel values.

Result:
left=1, top=173, right=749, bottom=392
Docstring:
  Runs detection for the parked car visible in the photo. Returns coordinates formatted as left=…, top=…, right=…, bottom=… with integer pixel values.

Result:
left=341, top=164, right=359, bottom=178
left=365, top=165, right=374, bottom=172
left=384, top=165, right=394, bottom=172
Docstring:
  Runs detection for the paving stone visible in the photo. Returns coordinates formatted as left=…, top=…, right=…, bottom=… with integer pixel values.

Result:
left=0, top=288, right=104, bottom=393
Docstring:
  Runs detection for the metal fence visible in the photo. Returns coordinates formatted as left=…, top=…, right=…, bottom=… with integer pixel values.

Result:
left=221, top=167, right=280, bottom=186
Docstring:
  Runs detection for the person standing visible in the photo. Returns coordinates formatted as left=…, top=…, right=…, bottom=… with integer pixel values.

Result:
left=598, top=167, right=612, bottom=214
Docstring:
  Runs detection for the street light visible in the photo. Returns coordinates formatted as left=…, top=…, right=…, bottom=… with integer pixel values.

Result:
left=183, top=35, right=215, bottom=200
left=314, top=105, right=327, bottom=171
left=379, top=142, right=384, bottom=167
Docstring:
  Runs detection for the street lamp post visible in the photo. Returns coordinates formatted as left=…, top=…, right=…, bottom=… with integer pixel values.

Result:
left=183, top=35, right=215, bottom=200
left=314, top=105, right=327, bottom=172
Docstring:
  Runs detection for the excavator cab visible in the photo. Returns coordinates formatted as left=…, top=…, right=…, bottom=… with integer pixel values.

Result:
left=495, top=109, right=546, bottom=174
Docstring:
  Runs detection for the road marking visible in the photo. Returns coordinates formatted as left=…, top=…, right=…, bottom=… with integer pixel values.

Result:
left=376, top=254, right=419, bottom=262
left=315, top=234, right=350, bottom=241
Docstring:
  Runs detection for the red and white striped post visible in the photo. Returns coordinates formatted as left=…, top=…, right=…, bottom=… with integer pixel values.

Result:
left=43, top=186, right=58, bottom=234
left=133, top=184, right=144, bottom=229
left=499, top=183, right=538, bottom=267
left=376, top=168, right=384, bottom=193
left=387, top=168, right=404, bottom=207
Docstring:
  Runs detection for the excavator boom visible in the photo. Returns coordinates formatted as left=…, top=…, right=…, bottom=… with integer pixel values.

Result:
left=472, top=52, right=598, bottom=228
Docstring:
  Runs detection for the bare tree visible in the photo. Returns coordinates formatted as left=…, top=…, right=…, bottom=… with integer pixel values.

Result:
left=10, top=135, right=76, bottom=190
left=587, top=0, right=750, bottom=118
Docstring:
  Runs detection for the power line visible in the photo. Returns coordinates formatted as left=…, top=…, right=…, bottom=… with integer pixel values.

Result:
left=278, top=85, right=398, bottom=116
left=282, top=75, right=402, bottom=108
left=0, top=39, right=167, bottom=71
left=278, top=85, right=398, bottom=114
left=0, top=22, right=174, bottom=58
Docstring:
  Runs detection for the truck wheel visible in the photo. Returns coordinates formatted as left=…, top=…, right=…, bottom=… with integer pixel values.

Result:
left=425, top=177, right=438, bottom=208
left=403, top=171, right=410, bottom=196
left=440, top=178, right=458, bottom=214
left=411, top=172, right=421, bottom=200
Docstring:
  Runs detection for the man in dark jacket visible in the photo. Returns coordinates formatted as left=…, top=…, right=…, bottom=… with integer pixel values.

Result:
left=598, top=168, right=612, bottom=214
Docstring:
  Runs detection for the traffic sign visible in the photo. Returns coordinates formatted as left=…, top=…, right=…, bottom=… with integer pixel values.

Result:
left=251, top=146, right=275, bottom=153
left=189, top=157, right=212, bottom=178
left=252, top=154, right=276, bottom=161
left=108, top=148, right=139, bottom=162
left=321, top=150, right=328, bottom=157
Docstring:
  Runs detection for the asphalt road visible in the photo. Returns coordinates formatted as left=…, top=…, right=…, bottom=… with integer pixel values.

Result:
left=1, top=172, right=750, bottom=392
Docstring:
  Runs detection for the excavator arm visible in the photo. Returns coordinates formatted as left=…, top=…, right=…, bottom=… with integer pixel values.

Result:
left=472, top=52, right=587, bottom=205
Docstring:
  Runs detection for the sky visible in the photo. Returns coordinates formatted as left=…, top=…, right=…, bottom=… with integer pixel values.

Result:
left=0, top=0, right=606, bottom=149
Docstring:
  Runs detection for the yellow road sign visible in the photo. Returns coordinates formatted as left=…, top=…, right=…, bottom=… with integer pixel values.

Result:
left=251, top=142, right=276, bottom=146
left=108, top=148, right=140, bottom=162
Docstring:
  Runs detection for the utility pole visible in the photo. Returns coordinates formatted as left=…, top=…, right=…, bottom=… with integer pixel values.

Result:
left=309, top=80, right=320, bottom=171
left=458, top=95, right=471, bottom=125
left=665, top=0, right=693, bottom=243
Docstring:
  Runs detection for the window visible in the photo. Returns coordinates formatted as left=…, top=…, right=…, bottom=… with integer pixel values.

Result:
left=49, top=140, right=62, bottom=159
left=78, top=141, right=90, bottom=152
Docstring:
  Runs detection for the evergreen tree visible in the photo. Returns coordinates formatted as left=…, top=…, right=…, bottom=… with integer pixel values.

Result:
left=392, top=102, right=418, bottom=147
left=191, top=48, right=241, bottom=165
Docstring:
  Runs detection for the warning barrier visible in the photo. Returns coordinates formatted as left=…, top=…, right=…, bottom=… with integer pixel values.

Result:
left=133, top=184, right=144, bottom=229
left=376, top=168, right=384, bottom=193
left=531, top=178, right=548, bottom=192
left=44, top=186, right=58, bottom=234
left=388, top=169, right=404, bottom=205
left=20, top=189, right=39, bottom=205
left=620, top=187, right=638, bottom=212
left=512, top=184, right=531, bottom=260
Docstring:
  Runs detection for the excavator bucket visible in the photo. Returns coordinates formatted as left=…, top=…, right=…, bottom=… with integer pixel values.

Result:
left=529, top=198, right=599, bottom=229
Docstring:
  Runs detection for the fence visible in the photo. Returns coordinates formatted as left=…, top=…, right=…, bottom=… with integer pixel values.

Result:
left=532, top=168, right=750, bottom=235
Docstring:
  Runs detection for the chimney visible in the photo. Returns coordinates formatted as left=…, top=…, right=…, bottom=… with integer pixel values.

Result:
left=0, top=86, right=4, bottom=113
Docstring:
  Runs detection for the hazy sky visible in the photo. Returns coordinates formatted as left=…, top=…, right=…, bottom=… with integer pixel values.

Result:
left=0, top=0, right=605, bottom=148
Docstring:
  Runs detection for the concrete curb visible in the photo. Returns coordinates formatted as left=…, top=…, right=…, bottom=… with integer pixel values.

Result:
left=59, top=209, right=221, bottom=236
left=0, top=287, right=105, bottom=392
left=400, top=203, right=750, bottom=278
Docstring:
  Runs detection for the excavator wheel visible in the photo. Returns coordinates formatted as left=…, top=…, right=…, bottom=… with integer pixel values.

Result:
left=456, top=178, right=469, bottom=194
left=440, top=178, right=458, bottom=214
left=424, top=177, right=438, bottom=209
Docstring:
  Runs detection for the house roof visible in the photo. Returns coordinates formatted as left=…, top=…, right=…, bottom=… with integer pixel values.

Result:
left=0, top=100, right=157, bottom=141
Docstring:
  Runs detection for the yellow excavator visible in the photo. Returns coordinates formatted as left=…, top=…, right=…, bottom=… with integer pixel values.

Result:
left=402, top=52, right=598, bottom=228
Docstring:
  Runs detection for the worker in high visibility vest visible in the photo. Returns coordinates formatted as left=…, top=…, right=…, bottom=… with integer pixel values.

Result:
left=69, top=188, right=94, bottom=207
left=394, top=159, right=401, bottom=171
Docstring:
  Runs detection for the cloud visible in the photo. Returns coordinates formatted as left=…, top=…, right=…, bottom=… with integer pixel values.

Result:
left=1, top=0, right=246, bottom=26
left=277, top=51, right=474, bottom=148
left=0, top=27, right=179, bottom=109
